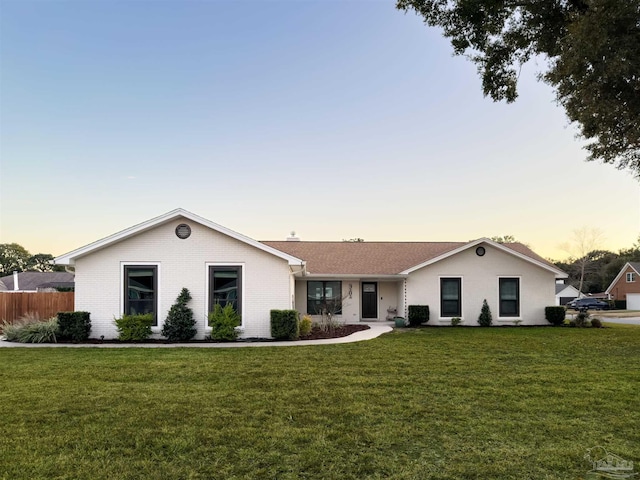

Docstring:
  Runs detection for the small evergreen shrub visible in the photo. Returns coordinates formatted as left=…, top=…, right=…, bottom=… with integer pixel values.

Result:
left=614, top=300, right=627, bottom=310
left=115, top=314, right=154, bottom=341
left=57, top=311, right=91, bottom=341
left=451, top=317, right=462, bottom=326
left=575, top=311, right=590, bottom=328
left=161, top=288, right=197, bottom=341
left=408, top=305, right=429, bottom=327
left=299, top=314, right=313, bottom=336
left=208, top=304, right=240, bottom=341
left=478, top=299, right=493, bottom=326
left=591, top=318, right=603, bottom=328
left=271, top=309, right=300, bottom=340
left=545, top=306, right=566, bottom=326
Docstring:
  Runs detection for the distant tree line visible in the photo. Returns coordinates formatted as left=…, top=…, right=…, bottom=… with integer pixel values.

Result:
left=552, top=238, right=640, bottom=294
left=0, top=243, right=66, bottom=277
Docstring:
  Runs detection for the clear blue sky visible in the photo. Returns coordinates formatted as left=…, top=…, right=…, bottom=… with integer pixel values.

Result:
left=1, top=0, right=638, bottom=260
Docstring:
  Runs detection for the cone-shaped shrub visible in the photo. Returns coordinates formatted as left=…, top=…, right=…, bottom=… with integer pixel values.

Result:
left=478, top=299, right=493, bottom=326
left=162, top=288, right=197, bottom=341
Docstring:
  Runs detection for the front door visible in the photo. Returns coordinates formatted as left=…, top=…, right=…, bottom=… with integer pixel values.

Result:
left=362, top=282, right=378, bottom=319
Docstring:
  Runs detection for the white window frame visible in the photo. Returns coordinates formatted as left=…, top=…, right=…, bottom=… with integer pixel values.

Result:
left=438, top=276, right=463, bottom=321
left=497, top=276, right=522, bottom=321
left=205, top=263, right=245, bottom=330
left=627, top=272, right=636, bottom=283
left=120, top=262, right=161, bottom=331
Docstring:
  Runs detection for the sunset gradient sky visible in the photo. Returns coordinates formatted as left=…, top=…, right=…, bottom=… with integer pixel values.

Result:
left=1, top=0, right=638, bottom=261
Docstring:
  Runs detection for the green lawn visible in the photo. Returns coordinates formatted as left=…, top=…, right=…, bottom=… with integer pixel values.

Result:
left=1, top=325, right=639, bottom=480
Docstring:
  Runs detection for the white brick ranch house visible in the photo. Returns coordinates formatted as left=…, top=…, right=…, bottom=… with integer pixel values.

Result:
left=54, top=209, right=567, bottom=339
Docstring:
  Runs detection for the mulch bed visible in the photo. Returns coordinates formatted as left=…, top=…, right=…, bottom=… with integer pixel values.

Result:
left=42, top=324, right=371, bottom=344
left=298, top=324, right=370, bottom=340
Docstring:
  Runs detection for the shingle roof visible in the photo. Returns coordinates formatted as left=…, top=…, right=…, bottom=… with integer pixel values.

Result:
left=0, top=272, right=75, bottom=291
left=261, top=240, right=557, bottom=276
left=630, top=262, right=640, bottom=273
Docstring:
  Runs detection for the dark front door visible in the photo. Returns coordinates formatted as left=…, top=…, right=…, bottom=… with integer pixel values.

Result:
left=362, top=282, right=378, bottom=319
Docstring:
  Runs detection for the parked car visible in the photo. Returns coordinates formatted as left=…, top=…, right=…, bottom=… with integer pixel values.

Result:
left=567, top=298, right=610, bottom=311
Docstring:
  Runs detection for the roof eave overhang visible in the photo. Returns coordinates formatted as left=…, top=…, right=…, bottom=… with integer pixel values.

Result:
left=54, top=208, right=305, bottom=266
left=297, top=273, right=407, bottom=280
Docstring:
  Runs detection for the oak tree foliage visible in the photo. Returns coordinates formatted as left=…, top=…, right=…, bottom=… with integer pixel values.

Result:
left=397, top=0, right=640, bottom=174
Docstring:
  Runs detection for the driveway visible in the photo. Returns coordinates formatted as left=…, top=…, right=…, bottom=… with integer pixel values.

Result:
left=600, top=317, right=640, bottom=325
left=566, top=311, right=640, bottom=325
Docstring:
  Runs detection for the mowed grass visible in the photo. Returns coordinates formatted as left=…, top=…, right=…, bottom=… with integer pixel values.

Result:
left=1, top=326, right=639, bottom=480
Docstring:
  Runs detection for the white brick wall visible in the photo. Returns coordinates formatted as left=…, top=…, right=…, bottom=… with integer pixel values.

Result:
left=74, top=218, right=293, bottom=339
left=405, top=243, right=556, bottom=325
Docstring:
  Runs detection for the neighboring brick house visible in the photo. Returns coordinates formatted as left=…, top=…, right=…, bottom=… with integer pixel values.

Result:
left=605, top=262, right=640, bottom=308
left=55, top=209, right=567, bottom=339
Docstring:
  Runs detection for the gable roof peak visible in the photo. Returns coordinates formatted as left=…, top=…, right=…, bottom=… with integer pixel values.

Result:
left=54, top=209, right=304, bottom=266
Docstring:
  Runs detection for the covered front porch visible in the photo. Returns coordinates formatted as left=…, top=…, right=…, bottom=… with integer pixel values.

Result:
left=293, top=276, right=407, bottom=322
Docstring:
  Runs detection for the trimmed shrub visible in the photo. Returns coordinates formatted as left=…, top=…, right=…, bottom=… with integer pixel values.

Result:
left=478, top=299, right=493, bottom=326
left=271, top=309, right=300, bottom=340
left=161, top=288, right=197, bottom=341
left=115, top=314, right=154, bottom=341
left=408, top=305, right=430, bottom=327
left=208, top=304, right=240, bottom=341
left=57, top=311, right=91, bottom=341
left=299, top=314, right=313, bottom=337
left=591, top=318, right=603, bottom=328
left=451, top=317, right=462, bottom=326
left=545, top=306, right=566, bottom=326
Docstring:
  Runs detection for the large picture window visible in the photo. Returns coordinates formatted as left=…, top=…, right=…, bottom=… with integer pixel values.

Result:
left=307, top=281, right=342, bottom=315
left=499, top=278, right=520, bottom=317
left=209, top=266, right=242, bottom=315
left=440, top=278, right=461, bottom=317
left=124, top=265, right=158, bottom=325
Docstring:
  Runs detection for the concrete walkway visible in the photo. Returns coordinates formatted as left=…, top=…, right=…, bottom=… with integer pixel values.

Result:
left=0, top=323, right=394, bottom=348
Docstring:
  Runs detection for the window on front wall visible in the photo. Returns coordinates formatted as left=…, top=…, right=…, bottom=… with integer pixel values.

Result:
left=124, top=265, right=158, bottom=326
left=440, top=278, right=461, bottom=317
left=627, top=272, right=636, bottom=283
left=209, top=266, right=242, bottom=315
left=307, top=281, right=342, bottom=315
left=499, top=278, right=520, bottom=317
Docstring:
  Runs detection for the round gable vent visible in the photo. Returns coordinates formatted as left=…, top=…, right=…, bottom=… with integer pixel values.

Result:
left=175, top=223, right=192, bottom=239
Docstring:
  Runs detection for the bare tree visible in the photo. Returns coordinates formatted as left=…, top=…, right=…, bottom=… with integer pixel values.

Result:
left=559, top=228, right=605, bottom=296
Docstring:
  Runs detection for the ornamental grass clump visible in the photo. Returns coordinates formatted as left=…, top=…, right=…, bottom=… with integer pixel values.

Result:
left=2, top=315, right=59, bottom=343
left=161, top=288, right=197, bottom=341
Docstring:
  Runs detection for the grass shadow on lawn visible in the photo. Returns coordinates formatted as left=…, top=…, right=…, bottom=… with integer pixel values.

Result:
left=1, top=325, right=638, bottom=479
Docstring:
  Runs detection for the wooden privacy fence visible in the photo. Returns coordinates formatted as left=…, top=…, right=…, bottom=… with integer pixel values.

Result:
left=0, top=292, right=75, bottom=323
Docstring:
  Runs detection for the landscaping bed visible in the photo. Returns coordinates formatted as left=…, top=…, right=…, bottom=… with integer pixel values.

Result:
left=12, top=323, right=372, bottom=344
